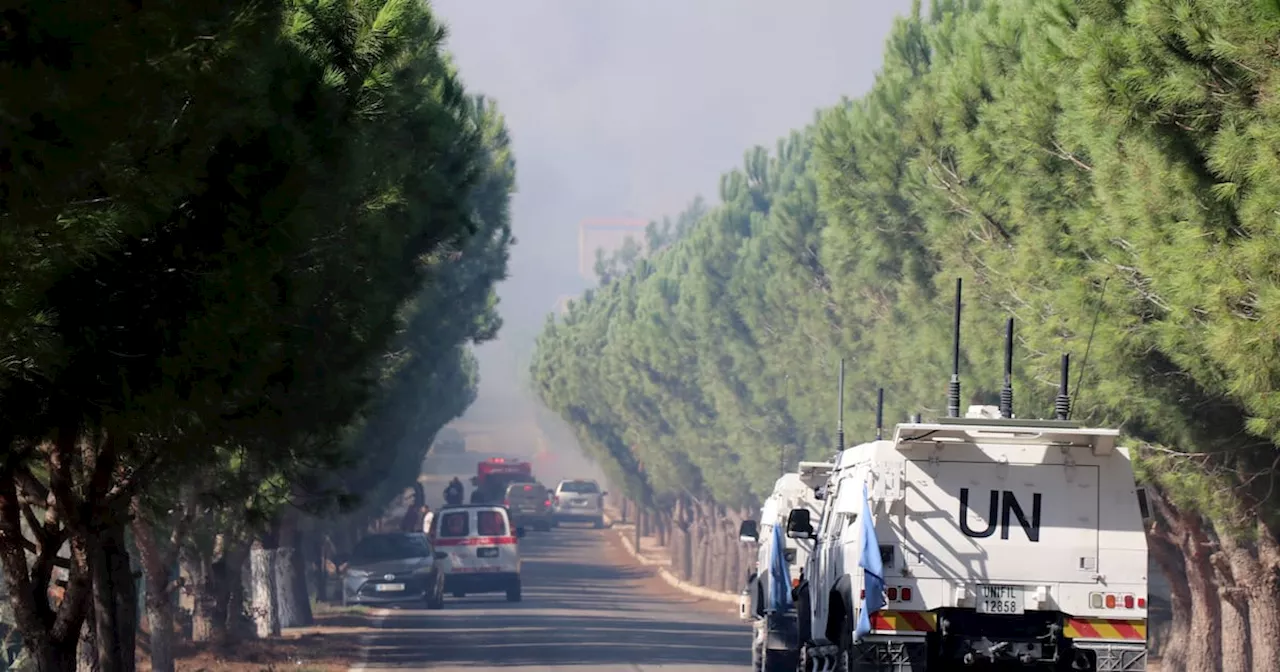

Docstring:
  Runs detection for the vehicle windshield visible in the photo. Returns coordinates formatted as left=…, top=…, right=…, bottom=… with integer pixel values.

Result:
left=350, top=534, right=430, bottom=564
left=559, top=481, right=599, bottom=494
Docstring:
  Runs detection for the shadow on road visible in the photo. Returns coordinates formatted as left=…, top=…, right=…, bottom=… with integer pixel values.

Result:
left=355, top=527, right=750, bottom=668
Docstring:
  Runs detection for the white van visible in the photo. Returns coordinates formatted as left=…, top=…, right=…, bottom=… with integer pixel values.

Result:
left=429, top=504, right=525, bottom=602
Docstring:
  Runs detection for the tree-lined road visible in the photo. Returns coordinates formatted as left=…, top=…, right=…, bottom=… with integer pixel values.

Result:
left=349, top=524, right=750, bottom=671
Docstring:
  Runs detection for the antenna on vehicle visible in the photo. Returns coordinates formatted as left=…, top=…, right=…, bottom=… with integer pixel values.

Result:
left=834, top=355, right=844, bottom=450
left=1055, top=353, right=1072, bottom=421
left=947, top=278, right=963, bottom=418
left=1000, top=317, right=1014, bottom=419
left=875, top=387, right=885, bottom=440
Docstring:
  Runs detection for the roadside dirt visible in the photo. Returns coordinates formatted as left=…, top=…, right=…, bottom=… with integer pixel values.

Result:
left=149, top=612, right=375, bottom=672
left=598, top=520, right=740, bottom=620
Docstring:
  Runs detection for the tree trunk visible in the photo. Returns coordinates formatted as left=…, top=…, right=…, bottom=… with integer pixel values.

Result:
left=0, top=460, right=92, bottom=672
left=75, top=618, right=98, bottom=672
left=222, top=540, right=247, bottom=640
left=130, top=511, right=175, bottom=672
left=655, top=511, right=668, bottom=547
left=249, top=544, right=280, bottom=639
left=633, top=508, right=642, bottom=553
left=676, top=497, right=693, bottom=581
left=693, top=501, right=709, bottom=587
left=1209, top=550, right=1249, bottom=672
left=89, top=520, right=137, bottom=672
left=1152, top=487, right=1221, bottom=672
left=1149, top=528, right=1189, bottom=670
left=274, top=546, right=312, bottom=628
left=1218, top=524, right=1280, bottom=670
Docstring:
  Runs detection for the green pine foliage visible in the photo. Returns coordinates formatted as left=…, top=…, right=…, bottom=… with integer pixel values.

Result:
left=0, top=0, right=512, bottom=659
left=532, top=0, right=1280, bottom=538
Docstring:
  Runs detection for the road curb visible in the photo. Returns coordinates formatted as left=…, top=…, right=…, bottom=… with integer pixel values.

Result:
left=603, top=511, right=739, bottom=604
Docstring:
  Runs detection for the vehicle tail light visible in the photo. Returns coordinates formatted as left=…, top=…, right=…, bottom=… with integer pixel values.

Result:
left=1137, top=597, right=1146, bottom=609
left=901, top=587, right=912, bottom=602
left=544, top=499, right=552, bottom=507
left=860, top=589, right=866, bottom=599
left=1105, top=594, right=1116, bottom=609
left=792, top=578, right=801, bottom=588
left=503, top=499, right=510, bottom=507
left=886, top=587, right=898, bottom=601
left=1123, top=594, right=1134, bottom=609
left=554, top=496, right=560, bottom=505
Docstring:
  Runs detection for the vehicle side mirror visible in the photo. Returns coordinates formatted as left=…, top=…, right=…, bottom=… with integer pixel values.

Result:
left=516, top=527, right=526, bottom=539
left=785, top=509, right=814, bottom=539
left=601, top=490, right=609, bottom=496
left=738, top=519, right=759, bottom=543
left=433, top=551, right=447, bottom=560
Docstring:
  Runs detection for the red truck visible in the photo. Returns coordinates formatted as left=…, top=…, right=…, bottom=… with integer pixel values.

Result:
left=470, top=457, right=534, bottom=503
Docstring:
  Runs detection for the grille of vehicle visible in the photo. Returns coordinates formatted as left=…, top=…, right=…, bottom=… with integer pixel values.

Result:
left=356, top=575, right=430, bottom=597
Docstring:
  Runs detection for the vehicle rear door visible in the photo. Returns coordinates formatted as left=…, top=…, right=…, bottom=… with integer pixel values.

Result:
left=475, top=508, right=520, bottom=573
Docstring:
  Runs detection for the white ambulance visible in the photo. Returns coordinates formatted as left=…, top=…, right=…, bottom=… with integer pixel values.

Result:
left=429, top=504, right=525, bottom=602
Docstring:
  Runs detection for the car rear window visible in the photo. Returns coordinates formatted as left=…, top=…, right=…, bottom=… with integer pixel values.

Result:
left=476, top=510, right=508, bottom=536
left=438, top=511, right=470, bottom=538
left=559, top=481, right=599, bottom=494
left=507, top=483, right=543, bottom=497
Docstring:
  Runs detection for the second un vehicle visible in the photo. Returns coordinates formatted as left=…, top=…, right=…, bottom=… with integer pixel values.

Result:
left=739, top=460, right=834, bottom=672
left=793, top=279, right=1149, bottom=672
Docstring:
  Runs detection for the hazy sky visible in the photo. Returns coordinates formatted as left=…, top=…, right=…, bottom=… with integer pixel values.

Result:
left=428, top=0, right=915, bottom=400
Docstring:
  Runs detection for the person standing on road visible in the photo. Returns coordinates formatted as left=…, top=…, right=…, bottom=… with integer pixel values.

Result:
left=444, top=477, right=464, bottom=506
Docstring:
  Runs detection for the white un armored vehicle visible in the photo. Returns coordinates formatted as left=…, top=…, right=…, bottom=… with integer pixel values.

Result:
left=739, top=461, right=835, bottom=671
left=792, top=280, right=1149, bottom=672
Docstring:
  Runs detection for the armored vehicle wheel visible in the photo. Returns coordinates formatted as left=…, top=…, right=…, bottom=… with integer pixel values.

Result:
left=753, top=642, right=800, bottom=672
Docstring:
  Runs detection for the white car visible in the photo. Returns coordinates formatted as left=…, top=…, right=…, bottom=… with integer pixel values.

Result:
left=551, top=479, right=607, bottom=528
left=428, top=504, right=525, bottom=601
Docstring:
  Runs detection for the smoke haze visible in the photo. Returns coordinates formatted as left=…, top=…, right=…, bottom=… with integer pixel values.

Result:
left=429, top=0, right=914, bottom=478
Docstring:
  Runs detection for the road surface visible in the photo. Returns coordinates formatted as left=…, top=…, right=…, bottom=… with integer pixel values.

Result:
left=349, top=522, right=750, bottom=672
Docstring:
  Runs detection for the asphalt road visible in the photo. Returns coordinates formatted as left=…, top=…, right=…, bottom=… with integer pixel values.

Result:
left=359, top=467, right=749, bottom=671
left=348, top=521, right=751, bottom=671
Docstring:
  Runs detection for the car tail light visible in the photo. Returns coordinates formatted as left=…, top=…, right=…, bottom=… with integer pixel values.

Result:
left=1123, top=595, right=1134, bottom=609
left=792, top=578, right=801, bottom=589
left=554, top=495, right=560, bottom=505
left=1137, top=597, right=1146, bottom=608
left=544, top=499, right=552, bottom=507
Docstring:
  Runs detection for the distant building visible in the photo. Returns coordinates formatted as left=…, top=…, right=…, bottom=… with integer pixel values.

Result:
left=554, top=295, right=574, bottom=316
left=577, top=218, right=647, bottom=280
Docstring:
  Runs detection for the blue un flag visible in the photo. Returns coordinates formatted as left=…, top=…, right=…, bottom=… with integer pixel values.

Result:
left=768, top=522, right=794, bottom=613
left=854, top=481, right=885, bottom=640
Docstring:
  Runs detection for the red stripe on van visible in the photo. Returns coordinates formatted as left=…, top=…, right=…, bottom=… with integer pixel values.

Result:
left=434, top=536, right=517, bottom=546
